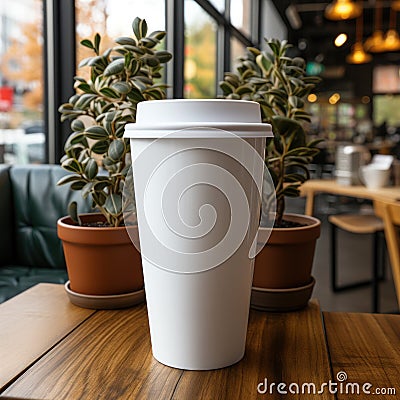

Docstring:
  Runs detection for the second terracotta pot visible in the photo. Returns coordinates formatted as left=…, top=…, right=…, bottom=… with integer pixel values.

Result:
left=58, top=214, right=144, bottom=296
left=253, top=213, right=321, bottom=289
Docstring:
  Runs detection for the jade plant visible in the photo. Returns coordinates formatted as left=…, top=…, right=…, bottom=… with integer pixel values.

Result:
left=220, top=39, right=321, bottom=226
left=58, top=17, right=172, bottom=227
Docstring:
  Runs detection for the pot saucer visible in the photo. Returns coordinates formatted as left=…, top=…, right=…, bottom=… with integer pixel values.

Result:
left=251, top=277, right=315, bottom=312
left=64, top=281, right=145, bottom=310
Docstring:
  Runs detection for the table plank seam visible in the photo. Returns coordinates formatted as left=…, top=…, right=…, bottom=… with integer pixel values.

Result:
left=170, top=369, right=185, bottom=400
left=321, top=312, right=339, bottom=400
left=0, top=310, right=98, bottom=395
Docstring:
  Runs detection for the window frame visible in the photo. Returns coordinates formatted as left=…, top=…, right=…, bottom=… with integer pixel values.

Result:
left=43, top=0, right=262, bottom=162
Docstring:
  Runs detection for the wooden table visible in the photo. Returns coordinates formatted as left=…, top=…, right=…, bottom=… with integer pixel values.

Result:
left=301, top=179, right=400, bottom=216
left=1, top=284, right=399, bottom=399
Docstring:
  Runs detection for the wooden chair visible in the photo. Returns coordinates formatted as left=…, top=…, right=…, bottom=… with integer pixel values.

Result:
left=328, top=212, right=385, bottom=313
left=374, top=199, right=400, bottom=310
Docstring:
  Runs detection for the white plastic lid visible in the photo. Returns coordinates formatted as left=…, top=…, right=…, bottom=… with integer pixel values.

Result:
left=124, top=99, right=273, bottom=139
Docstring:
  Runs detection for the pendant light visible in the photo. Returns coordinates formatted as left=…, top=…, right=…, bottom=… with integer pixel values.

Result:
left=365, top=0, right=386, bottom=53
left=383, top=4, right=400, bottom=52
left=325, top=0, right=362, bottom=20
left=392, top=0, right=400, bottom=11
left=347, top=42, right=372, bottom=63
left=347, top=7, right=372, bottom=64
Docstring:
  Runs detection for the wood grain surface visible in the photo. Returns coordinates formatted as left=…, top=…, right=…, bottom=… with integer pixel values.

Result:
left=0, top=284, right=94, bottom=392
left=2, top=305, right=182, bottom=400
left=3, top=285, right=398, bottom=400
left=4, top=300, right=334, bottom=400
left=174, top=300, right=334, bottom=400
left=324, top=312, right=400, bottom=399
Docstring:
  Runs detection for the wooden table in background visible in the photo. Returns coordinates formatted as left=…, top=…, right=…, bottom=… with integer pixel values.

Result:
left=0, top=284, right=399, bottom=399
left=301, top=179, right=400, bottom=216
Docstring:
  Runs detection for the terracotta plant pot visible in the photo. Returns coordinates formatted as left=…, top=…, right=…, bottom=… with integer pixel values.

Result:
left=254, top=214, right=321, bottom=288
left=57, top=214, right=144, bottom=296
left=251, top=214, right=321, bottom=311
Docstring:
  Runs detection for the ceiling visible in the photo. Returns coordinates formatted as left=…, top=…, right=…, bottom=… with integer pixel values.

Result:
left=270, top=0, right=400, bottom=67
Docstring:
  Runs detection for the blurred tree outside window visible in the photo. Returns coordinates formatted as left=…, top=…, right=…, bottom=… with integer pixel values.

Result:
left=184, top=0, right=217, bottom=99
left=75, top=0, right=165, bottom=75
left=0, top=0, right=45, bottom=164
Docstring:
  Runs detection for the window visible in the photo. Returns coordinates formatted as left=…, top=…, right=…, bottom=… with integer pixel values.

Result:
left=230, top=0, right=251, bottom=37
left=231, top=36, right=247, bottom=71
left=73, top=0, right=259, bottom=101
left=374, top=95, right=400, bottom=127
left=0, top=0, right=45, bottom=164
left=8, top=0, right=263, bottom=164
left=182, top=0, right=258, bottom=98
left=209, top=0, right=224, bottom=12
left=184, top=0, right=218, bottom=98
left=75, top=0, right=166, bottom=68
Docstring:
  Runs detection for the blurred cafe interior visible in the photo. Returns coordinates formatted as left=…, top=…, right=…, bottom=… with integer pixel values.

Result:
left=1, top=0, right=400, bottom=314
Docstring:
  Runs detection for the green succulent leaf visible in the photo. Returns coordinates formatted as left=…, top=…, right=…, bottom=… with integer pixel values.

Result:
left=65, top=132, right=87, bottom=147
left=77, top=83, right=92, bottom=93
left=132, top=17, right=148, bottom=40
left=256, top=54, right=271, bottom=74
left=74, top=94, right=96, bottom=109
left=281, top=188, right=300, bottom=198
left=70, top=180, right=87, bottom=190
left=71, top=119, right=85, bottom=132
left=140, top=37, right=157, bottom=48
left=271, top=116, right=304, bottom=138
left=85, top=126, right=109, bottom=140
left=94, top=33, right=101, bottom=53
left=284, top=173, right=307, bottom=183
left=91, top=140, right=110, bottom=154
left=144, top=88, right=164, bottom=100
left=68, top=201, right=82, bottom=225
left=80, top=39, right=94, bottom=50
left=149, top=30, right=166, bottom=41
left=99, top=87, right=120, bottom=99
left=155, top=50, right=173, bottom=63
left=220, top=81, right=235, bottom=95
left=109, top=139, right=125, bottom=161
left=115, top=36, right=137, bottom=46
left=62, top=158, right=82, bottom=174
left=112, top=82, right=131, bottom=94
left=88, top=56, right=105, bottom=67
left=81, top=182, right=93, bottom=199
left=143, top=55, right=160, bottom=67
left=120, top=45, right=145, bottom=55
left=105, top=194, right=122, bottom=216
left=103, top=58, right=125, bottom=76
left=78, top=57, right=92, bottom=68
left=93, top=181, right=110, bottom=191
left=85, top=159, right=98, bottom=180
left=236, top=85, right=253, bottom=95
left=57, top=174, right=83, bottom=186
left=92, top=191, right=107, bottom=207
left=127, top=88, right=145, bottom=102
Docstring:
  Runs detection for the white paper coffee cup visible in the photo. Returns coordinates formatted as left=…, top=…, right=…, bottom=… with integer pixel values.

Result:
left=124, top=99, right=273, bottom=370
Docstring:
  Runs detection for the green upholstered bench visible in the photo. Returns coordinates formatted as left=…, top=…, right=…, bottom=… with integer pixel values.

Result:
left=0, top=164, right=91, bottom=302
